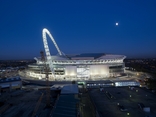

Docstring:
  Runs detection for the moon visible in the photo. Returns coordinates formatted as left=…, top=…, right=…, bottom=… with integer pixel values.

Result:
left=116, top=23, right=118, bottom=26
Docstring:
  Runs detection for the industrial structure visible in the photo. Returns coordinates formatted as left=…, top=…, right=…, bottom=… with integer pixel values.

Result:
left=25, top=28, right=126, bottom=81
left=0, top=77, right=22, bottom=93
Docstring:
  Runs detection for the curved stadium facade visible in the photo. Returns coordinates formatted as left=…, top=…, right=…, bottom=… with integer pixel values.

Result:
left=25, top=28, right=126, bottom=81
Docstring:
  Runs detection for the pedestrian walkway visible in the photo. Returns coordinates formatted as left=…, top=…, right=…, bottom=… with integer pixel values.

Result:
left=80, top=90, right=95, bottom=117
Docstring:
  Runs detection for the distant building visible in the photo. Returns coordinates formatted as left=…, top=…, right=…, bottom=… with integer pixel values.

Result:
left=0, top=77, right=22, bottom=93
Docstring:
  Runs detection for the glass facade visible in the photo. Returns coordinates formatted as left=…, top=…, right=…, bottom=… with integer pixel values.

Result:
left=77, top=65, right=90, bottom=78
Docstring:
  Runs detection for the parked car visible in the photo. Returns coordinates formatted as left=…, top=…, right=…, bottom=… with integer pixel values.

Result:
left=138, top=103, right=145, bottom=110
left=118, top=105, right=127, bottom=111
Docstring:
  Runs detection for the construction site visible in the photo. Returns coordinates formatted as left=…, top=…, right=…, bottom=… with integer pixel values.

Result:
left=0, top=51, right=96, bottom=117
left=0, top=80, right=98, bottom=117
left=0, top=88, right=57, bottom=117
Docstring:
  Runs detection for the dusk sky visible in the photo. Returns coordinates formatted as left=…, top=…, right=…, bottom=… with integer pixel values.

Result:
left=0, top=0, right=156, bottom=60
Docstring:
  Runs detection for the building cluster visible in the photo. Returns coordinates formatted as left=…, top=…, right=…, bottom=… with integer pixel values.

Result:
left=125, top=59, right=156, bottom=74
left=0, top=60, right=35, bottom=78
left=0, top=77, right=22, bottom=94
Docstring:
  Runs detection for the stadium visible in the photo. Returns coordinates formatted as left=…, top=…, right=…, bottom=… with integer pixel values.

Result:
left=25, top=28, right=126, bottom=81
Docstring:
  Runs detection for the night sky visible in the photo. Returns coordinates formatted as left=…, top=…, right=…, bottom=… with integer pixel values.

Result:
left=0, top=0, right=156, bottom=60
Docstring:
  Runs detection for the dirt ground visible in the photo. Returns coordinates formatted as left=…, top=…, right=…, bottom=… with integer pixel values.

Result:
left=0, top=89, right=58, bottom=117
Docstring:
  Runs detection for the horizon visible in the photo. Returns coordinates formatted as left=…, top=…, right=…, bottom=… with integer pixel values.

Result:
left=1, top=51, right=156, bottom=60
left=0, top=0, right=156, bottom=60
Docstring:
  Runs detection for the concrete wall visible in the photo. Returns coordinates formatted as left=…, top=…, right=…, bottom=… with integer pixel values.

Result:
left=90, top=65, right=109, bottom=77
left=65, top=66, right=77, bottom=77
left=26, top=63, right=126, bottom=80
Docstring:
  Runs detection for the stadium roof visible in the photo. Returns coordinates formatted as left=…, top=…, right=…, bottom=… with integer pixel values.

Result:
left=35, top=53, right=126, bottom=61
left=67, top=53, right=105, bottom=59
left=61, top=84, right=78, bottom=94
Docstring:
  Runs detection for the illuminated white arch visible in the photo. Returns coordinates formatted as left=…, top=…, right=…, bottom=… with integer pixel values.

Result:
left=42, top=28, right=62, bottom=79
left=42, top=28, right=62, bottom=57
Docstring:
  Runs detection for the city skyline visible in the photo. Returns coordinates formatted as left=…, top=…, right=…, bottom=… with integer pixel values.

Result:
left=0, top=0, right=156, bottom=60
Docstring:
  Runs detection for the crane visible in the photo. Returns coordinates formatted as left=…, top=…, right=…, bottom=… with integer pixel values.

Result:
left=31, top=93, right=44, bottom=117
left=40, top=51, right=50, bottom=107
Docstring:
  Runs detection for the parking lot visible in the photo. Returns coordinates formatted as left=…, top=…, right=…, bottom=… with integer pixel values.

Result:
left=89, top=87, right=156, bottom=117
